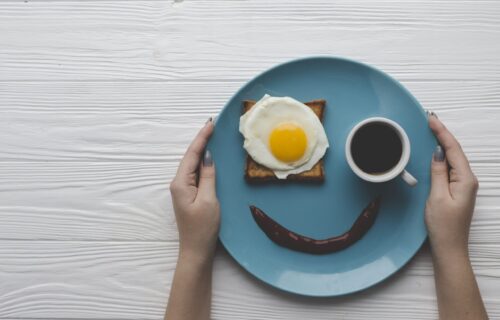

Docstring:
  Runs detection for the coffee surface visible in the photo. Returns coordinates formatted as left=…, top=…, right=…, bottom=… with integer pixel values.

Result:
left=351, top=122, right=402, bottom=174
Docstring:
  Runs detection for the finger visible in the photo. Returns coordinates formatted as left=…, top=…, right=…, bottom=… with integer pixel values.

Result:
left=197, top=149, right=217, bottom=201
left=428, top=115, right=472, bottom=177
left=429, top=145, right=450, bottom=198
left=176, top=119, right=214, bottom=183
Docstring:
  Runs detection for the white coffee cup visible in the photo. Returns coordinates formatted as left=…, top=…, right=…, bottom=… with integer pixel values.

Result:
left=345, top=117, right=417, bottom=187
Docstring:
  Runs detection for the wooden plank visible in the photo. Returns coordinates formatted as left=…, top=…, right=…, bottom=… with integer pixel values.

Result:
left=0, top=80, right=499, bottom=163
left=0, top=161, right=499, bottom=242
left=0, top=241, right=499, bottom=319
left=0, top=1, right=499, bottom=81
left=0, top=241, right=170, bottom=319
left=0, top=162, right=177, bottom=241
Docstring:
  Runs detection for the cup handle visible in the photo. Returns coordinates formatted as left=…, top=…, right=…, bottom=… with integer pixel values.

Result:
left=401, top=170, right=418, bottom=187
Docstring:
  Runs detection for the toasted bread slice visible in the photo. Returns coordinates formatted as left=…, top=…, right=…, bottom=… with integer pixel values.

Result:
left=242, top=99, right=326, bottom=182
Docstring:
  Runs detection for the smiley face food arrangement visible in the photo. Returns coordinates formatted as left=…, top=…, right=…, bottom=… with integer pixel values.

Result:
left=239, top=95, right=382, bottom=255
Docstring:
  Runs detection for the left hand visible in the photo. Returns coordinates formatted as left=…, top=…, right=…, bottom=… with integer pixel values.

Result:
left=169, top=119, right=220, bottom=262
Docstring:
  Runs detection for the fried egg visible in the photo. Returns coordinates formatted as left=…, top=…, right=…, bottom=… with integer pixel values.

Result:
left=239, top=95, right=329, bottom=179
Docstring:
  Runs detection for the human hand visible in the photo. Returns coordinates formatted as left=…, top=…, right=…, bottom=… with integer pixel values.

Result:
left=170, top=119, right=220, bottom=263
left=425, top=114, right=479, bottom=257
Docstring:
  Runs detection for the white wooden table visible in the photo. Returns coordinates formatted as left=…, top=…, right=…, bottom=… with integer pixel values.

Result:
left=1, top=1, right=499, bottom=319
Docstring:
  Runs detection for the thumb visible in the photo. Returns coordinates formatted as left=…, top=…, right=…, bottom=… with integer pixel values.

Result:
left=197, top=149, right=217, bottom=201
left=430, top=145, right=450, bottom=198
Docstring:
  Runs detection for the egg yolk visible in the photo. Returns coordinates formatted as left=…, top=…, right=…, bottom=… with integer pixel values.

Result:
left=269, top=123, right=307, bottom=163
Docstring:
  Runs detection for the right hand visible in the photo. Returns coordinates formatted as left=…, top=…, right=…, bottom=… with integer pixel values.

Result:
left=425, top=114, right=479, bottom=257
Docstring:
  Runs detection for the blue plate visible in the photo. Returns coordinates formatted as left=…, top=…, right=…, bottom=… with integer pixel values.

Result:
left=208, top=57, right=436, bottom=297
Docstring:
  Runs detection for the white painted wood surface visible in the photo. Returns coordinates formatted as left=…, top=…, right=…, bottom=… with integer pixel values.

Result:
left=1, top=0, right=499, bottom=319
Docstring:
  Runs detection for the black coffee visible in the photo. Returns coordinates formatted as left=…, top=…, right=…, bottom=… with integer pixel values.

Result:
left=351, top=122, right=402, bottom=174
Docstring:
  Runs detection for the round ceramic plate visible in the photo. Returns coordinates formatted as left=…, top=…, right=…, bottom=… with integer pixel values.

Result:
left=207, top=57, right=436, bottom=297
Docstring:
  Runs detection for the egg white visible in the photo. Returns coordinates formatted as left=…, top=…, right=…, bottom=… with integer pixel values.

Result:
left=239, top=95, right=329, bottom=179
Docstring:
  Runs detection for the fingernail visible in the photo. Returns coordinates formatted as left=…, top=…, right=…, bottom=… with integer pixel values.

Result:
left=433, top=145, right=445, bottom=162
left=426, top=110, right=438, bottom=119
left=206, top=117, right=212, bottom=124
left=203, top=149, right=213, bottom=167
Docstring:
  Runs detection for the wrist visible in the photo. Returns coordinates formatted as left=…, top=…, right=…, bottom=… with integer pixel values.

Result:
left=178, top=247, right=215, bottom=269
left=430, top=242, right=470, bottom=265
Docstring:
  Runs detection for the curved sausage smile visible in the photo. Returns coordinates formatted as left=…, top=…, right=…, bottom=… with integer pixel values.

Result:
left=250, top=197, right=381, bottom=254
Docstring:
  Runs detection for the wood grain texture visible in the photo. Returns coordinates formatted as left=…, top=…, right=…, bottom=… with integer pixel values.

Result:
left=0, top=161, right=499, bottom=245
left=0, top=241, right=499, bottom=319
left=1, top=1, right=500, bottom=81
left=1, top=0, right=500, bottom=319
left=1, top=80, right=500, bottom=162
left=0, top=161, right=177, bottom=241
